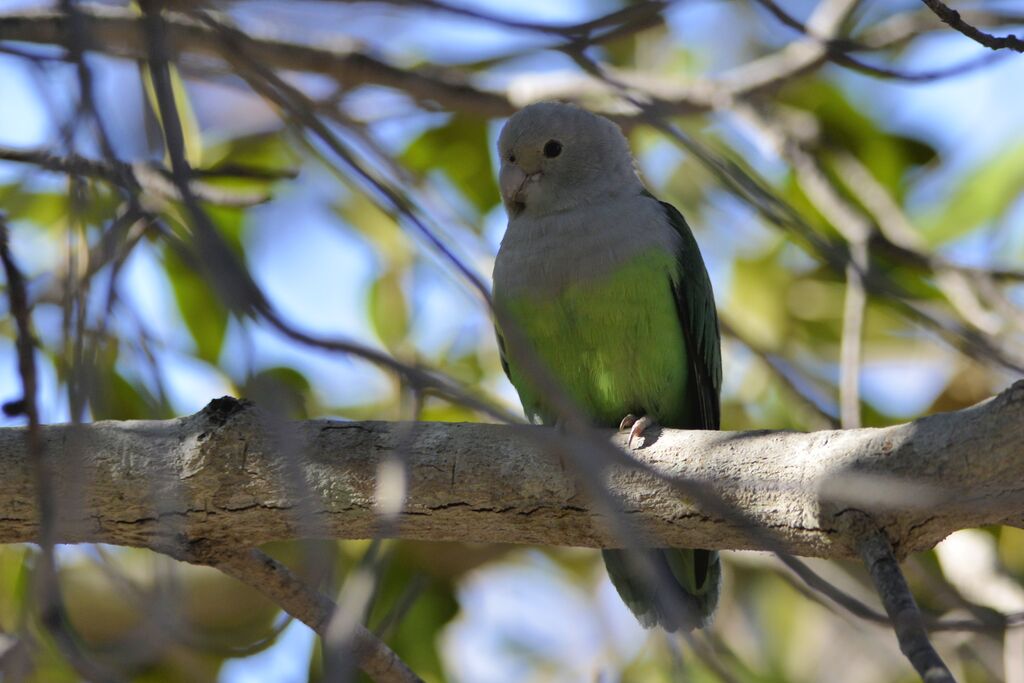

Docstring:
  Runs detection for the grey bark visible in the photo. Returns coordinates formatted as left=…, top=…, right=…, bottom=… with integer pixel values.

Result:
left=0, top=383, right=1022, bottom=561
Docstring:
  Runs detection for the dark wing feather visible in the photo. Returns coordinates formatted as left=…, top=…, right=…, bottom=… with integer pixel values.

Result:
left=494, top=326, right=512, bottom=381
left=657, top=199, right=722, bottom=430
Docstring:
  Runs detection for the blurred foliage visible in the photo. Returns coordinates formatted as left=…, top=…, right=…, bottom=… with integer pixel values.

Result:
left=0, top=1, right=1022, bottom=682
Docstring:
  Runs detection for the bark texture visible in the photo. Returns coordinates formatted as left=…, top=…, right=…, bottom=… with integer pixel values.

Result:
left=1, top=383, right=1022, bottom=561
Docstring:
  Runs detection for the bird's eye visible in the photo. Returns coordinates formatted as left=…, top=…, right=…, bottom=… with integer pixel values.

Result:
left=507, top=153, right=516, bottom=163
left=543, top=140, right=563, bottom=158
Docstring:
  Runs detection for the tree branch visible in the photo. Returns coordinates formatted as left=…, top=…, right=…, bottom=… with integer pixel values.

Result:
left=200, top=548, right=423, bottom=683
left=920, top=0, right=1024, bottom=52
left=0, top=5, right=515, bottom=116
left=859, top=530, right=957, bottom=682
left=0, top=386, right=1022, bottom=559
left=0, top=145, right=286, bottom=207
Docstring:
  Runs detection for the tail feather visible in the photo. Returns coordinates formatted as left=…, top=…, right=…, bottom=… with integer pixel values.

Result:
left=602, top=548, right=721, bottom=632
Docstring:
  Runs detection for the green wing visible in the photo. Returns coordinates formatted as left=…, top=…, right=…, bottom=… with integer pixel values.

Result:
left=601, top=195, right=724, bottom=632
left=658, top=198, right=722, bottom=431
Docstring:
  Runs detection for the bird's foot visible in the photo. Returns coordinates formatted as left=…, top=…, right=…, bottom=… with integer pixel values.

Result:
left=619, top=413, right=656, bottom=449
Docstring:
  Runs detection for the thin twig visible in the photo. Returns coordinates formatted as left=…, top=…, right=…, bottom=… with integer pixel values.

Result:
left=779, top=554, right=1022, bottom=634
left=0, top=146, right=285, bottom=206
left=1, top=219, right=125, bottom=681
left=0, top=5, right=515, bottom=116
left=858, top=7, right=1024, bottom=50
left=920, top=0, right=1024, bottom=52
left=754, top=0, right=1008, bottom=80
left=719, top=317, right=840, bottom=429
left=840, top=242, right=867, bottom=429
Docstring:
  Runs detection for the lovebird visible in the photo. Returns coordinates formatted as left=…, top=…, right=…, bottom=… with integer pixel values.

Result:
left=491, top=102, right=723, bottom=631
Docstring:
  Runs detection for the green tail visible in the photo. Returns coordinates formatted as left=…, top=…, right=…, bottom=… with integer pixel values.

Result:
left=602, top=548, right=721, bottom=632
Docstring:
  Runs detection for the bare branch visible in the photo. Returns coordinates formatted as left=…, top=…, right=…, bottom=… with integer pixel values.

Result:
left=859, top=530, right=957, bottom=682
left=753, top=0, right=1007, bottom=81
left=200, top=548, right=423, bottom=683
left=0, top=5, right=514, bottom=116
left=1, top=219, right=124, bottom=681
left=921, top=0, right=1024, bottom=52
left=858, top=7, right=1024, bottom=49
left=840, top=246, right=867, bottom=429
left=0, top=145, right=284, bottom=206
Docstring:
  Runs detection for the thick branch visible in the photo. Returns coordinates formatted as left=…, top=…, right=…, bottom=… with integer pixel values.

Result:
left=0, top=385, right=1022, bottom=559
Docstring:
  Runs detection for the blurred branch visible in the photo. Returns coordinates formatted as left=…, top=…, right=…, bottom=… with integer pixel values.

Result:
left=754, top=0, right=1006, bottom=81
left=0, top=0, right=1003, bottom=133
left=32, top=204, right=152, bottom=307
left=775, top=553, right=1023, bottom=634
left=1, top=220, right=123, bottom=681
left=0, top=5, right=515, bottom=116
left=193, top=10, right=494, bottom=303
left=326, top=0, right=667, bottom=41
left=858, top=7, right=1024, bottom=49
left=840, top=245, right=866, bottom=429
left=0, top=146, right=282, bottom=207
left=859, top=529, right=957, bottom=682
left=921, top=0, right=1024, bottom=52
left=833, top=153, right=1007, bottom=337
left=719, top=317, right=840, bottom=429
left=727, top=101, right=1024, bottom=372
left=1, top=386, right=1024, bottom=558
left=197, top=548, right=423, bottom=683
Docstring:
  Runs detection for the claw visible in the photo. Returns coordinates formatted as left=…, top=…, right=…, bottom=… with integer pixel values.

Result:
left=618, top=413, right=638, bottom=432
left=626, top=415, right=655, bottom=449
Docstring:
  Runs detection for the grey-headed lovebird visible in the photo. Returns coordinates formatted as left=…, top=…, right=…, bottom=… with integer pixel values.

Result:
left=491, top=102, right=722, bottom=631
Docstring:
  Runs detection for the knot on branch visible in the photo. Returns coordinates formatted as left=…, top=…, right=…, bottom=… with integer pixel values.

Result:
left=182, top=396, right=263, bottom=484
left=1003, top=379, right=1024, bottom=405
left=200, top=395, right=252, bottom=427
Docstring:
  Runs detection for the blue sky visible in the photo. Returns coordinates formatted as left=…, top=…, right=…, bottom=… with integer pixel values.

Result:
left=1, top=0, right=1022, bottom=680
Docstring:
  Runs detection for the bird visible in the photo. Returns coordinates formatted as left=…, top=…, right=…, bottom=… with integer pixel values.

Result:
left=491, top=101, right=722, bottom=631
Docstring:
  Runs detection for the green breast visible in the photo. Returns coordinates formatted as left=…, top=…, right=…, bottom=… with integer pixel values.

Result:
left=497, top=250, right=695, bottom=428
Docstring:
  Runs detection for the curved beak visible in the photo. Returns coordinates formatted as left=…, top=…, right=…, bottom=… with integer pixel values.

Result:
left=499, top=164, right=539, bottom=210
left=499, top=164, right=527, bottom=204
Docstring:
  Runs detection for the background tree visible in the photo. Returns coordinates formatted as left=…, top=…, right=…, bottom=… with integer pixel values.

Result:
left=0, top=0, right=1022, bottom=681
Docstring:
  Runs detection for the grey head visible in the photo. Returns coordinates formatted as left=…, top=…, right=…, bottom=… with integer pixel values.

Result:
left=497, top=102, right=642, bottom=219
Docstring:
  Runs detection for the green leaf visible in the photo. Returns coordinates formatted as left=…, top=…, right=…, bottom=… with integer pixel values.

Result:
left=141, top=61, right=204, bottom=169
left=779, top=80, right=936, bottom=199
left=726, top=240, right=793, bottom=349
left=369, top=269, right=409, bottom=349
left=90, top=371, right=163, bottom=421
left=0, top=186, right=67, bottom=229
left=367, top=544, right=459, bottom=683
left=401, top=114, right=499, bottom=216
left=163, top=245, right=229, bottom=363
left=920, top=141, right=1024, bottom=244
left=241, top=367, right=311, bottom=418
left=203, top=130, right=300, bottom=174
left=336, top=192, right=410, bottom=261
left=200, top=130, right=301, bottom=199
left=0, top=545, right=30, bottom=630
